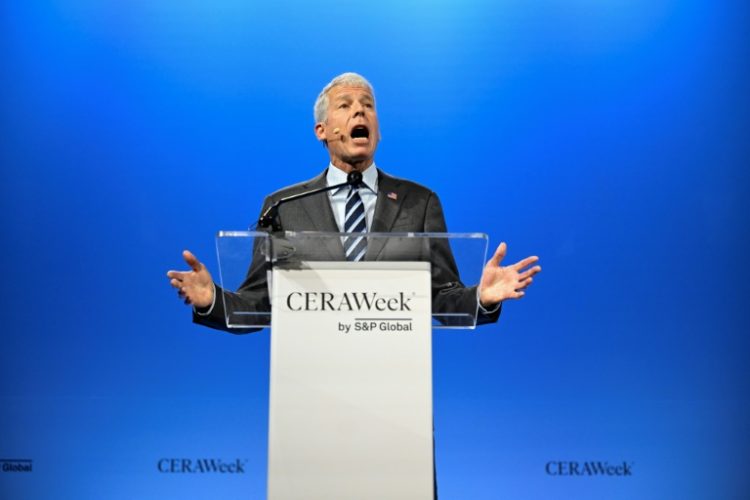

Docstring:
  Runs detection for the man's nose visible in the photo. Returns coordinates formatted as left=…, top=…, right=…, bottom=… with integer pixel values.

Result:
left=351, top=102, right=365, bottom=116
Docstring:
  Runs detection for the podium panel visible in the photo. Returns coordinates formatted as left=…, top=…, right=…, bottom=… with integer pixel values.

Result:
left=267, top=261, right=433, bottom=500
left=215, top=231, right=489, bottom=329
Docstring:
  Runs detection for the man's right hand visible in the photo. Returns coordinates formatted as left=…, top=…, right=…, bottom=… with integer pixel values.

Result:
left=167, top=250, right=215, bottom=308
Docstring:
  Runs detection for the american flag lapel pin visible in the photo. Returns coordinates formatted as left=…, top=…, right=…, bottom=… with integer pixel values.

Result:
left=387, top=191, right=398, bottom=201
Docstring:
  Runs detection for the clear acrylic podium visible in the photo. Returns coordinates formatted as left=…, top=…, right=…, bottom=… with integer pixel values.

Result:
left=216, top=231, right=489, bottom=330
left=215, top=231, right=489, bottom=500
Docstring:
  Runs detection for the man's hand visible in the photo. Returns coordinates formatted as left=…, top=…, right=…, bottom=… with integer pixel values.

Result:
left=166, top=250, right=215, bottom=308
left=478, top=242, right=541, bottom=308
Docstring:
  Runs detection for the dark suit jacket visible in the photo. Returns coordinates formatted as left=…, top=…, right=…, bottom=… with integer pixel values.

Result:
left=194, top=168, right=500, bottom=332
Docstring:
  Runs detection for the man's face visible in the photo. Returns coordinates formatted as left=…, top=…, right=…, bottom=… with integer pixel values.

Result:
left=315, top=85, right=380, bottom=169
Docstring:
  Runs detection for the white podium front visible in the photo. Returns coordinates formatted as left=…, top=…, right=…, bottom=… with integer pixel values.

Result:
left=268, top=261, right=433, bottom=500
left=214, top=231, right=489, bottom=499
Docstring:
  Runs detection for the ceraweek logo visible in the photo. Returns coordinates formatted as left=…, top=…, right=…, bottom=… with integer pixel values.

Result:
left=286, top=291, right=414, bottom=312
left=1, top=459, right=33, bottom=473
left=157, top=458, right=247, bottom=474
left=546, top=461, right=633, bottom=476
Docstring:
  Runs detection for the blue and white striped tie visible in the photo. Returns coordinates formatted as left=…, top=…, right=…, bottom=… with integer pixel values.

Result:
left=344, top=186, right=367, bottom=262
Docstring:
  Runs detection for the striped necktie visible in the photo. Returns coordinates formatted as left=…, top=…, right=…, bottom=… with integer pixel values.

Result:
left=344, top=185, right=367, bottom=261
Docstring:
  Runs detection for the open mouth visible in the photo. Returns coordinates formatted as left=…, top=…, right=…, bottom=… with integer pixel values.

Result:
left=350, top=125, right=370, bottom=140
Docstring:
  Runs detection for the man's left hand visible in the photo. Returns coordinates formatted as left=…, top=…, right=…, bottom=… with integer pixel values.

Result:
left=478, top=242, right=541, bottom=307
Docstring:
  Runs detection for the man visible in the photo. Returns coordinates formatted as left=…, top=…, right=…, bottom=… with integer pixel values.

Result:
left=167, top=73, right=541, bottom=330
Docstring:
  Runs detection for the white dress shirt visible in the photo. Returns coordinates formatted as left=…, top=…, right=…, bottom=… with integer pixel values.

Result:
left=326, top=163, right=379, bottom=232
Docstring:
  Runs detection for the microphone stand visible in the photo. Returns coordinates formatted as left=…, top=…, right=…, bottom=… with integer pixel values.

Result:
left=257, top=171, right=363, bottom=232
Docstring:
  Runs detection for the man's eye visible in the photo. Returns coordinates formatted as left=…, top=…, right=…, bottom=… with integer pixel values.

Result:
left=339, top=103, right=349, bottom=109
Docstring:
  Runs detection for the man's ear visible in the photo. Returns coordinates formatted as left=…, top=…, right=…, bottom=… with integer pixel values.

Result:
left=314, top=122, right=326, bottom=142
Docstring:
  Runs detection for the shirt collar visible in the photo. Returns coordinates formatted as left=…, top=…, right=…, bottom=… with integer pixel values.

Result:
left=327, top=163, right=379, bottom=194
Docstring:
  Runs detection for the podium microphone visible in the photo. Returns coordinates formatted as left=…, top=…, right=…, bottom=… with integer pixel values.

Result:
left=347, top=170, right=363, bottom=187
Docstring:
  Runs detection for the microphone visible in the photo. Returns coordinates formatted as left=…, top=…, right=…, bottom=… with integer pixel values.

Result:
left=257, top=169, right=364, bottom=231
left=327, top=127, right=344, bottom=143
left=347, top=170, right=363, bottom=187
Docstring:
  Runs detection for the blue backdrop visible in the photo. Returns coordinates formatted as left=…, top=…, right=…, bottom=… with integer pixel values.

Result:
left=2, top=1, right=748, bottom=498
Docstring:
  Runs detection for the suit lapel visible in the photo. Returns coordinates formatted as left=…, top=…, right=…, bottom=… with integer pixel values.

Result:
left=297, top=169, right=346, bottom=259
left=366, top=170, right=407, bottom=260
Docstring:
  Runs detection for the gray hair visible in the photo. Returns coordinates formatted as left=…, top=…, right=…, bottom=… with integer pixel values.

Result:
left=313, top=72, right=375, bottom=124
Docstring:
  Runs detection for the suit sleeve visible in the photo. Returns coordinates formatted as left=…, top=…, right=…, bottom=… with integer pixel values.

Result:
left=424, top=192, right=501, bottom=326
left=192, top=197, right=274, bottom=333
